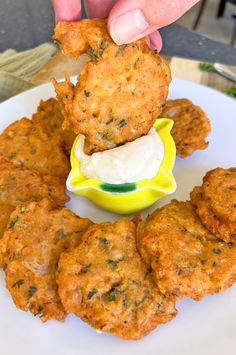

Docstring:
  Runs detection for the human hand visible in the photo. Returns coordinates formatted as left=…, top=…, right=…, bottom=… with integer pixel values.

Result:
left=52, top=0, right=199, bottom=51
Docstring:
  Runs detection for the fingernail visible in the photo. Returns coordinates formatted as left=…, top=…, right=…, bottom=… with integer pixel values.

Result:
left=109, top=8, right=150, bottom=44
left=147, top=32, right=163, bottom=52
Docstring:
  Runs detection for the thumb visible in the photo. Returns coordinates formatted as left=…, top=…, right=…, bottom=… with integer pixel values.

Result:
left=108, top=0, right=199, bottom=44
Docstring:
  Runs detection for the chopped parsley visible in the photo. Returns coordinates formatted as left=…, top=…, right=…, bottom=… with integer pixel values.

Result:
left=55, top=229, right=66, bottom=240
left=12, top=279, right=24, bottom=288
left=9, top=216, right=19, bottom=230
left=118, top=119, right=127, bottom=128
left=213, top=248, right=222, bottom=255
left=88, top=40, right=108, bottom=61
left=100, top=237, right=109, bottom=250
left=87, top=289, right=97, bottom=300
left=106, top=118, right=114, bottom=125
left=81, top=264, right=91, bottom=273
left=84, top=90, right=91, bottom=98
left=115, top=44, right=127, bottom=56
left=106, top=259, right=118, bottom=270
left=28, top=286, right=38, bottom=299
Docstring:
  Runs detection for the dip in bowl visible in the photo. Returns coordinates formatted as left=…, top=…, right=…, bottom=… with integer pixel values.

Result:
left=67, top=118, right=176, bottom=214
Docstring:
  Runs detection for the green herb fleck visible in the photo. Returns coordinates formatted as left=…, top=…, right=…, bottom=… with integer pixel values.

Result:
left=12, top=279, right=24, bottom=288
left=55, top=229, right=66, bottom=240
left=106, top=118, right=114, bottom=125
left=9, top=216, right=19, bottom=229
left=213, top=248, right=222, bottom=255
left=118, top=119, right=127, bottom=128
left=28, top=286, right=38, bottom=299
left=106, top=259, right=118, bottom=270
left=87, top=289, right=97, bottom=300
left=88, top=40, right=108, bottom=61
left=81, top=264, right=91, bottom=273
left=84, top=90, right=91, bottom=98
left=226, top=86, right=236, bottom=98
left=100, top=237, right=109, bottom=249
left=30, top=148, right=36, bottom=155
left=34, top=305, right=43, bottom=317
left=115, top=44, right=127, bottom=56
left=133, top=58, right=140, bottom=69
left=108, top=292, right=116, bottom=302
left=199, top=62, right=216, bottom=73
left=200, top=259, right=207, bottom=265
left=8, top=151, right=17, bottom=159
left=122, top=295, right=128, bottom=308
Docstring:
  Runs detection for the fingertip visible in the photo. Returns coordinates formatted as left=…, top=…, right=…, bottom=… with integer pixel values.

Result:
left=147, top=31, right=163, bottom=52
left=52, top=0, right=82, bottom=23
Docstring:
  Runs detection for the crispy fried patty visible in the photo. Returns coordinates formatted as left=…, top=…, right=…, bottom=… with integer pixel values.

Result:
left=191, top=168, right=236, bottom=242
left=137, top=200, right=236, bottom=301
left=56, top=219, right=177, bottom=339
left=0, top=199, right=92, bottom=322
left=160, top=99, right=211, bottom=158
left=53, top=19, right=171, bottom=154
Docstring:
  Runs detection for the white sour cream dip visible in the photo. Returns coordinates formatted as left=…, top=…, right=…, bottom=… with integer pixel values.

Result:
left=74, top=128, right=164, bottom=184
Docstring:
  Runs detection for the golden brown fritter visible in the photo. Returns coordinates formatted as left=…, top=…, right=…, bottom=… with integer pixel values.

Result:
left=0, top=158, right=69, bottom=207
left=191, top=168, right=236, bottom=242
left=160, top=99, right=211, bottom=158
left=137, top=200, right=236, bottom=301
left=0, top=200, right=15, bottom=239
left=0, top=199, right=92, bottom=322
left=0, top=118, right=70, bottom=179
left=53, top=19, right=171, bottom=154
left=56, top=219, right=177, bottom=339
left=32, top=98, right=76, bottom=155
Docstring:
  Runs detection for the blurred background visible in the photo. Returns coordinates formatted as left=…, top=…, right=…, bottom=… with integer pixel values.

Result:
left=0, top=0, right=235, bottom=51
left=178, top=0, right=236, bottom=46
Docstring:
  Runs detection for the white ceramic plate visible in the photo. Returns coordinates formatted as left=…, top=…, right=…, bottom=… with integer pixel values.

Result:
left=0, top=78, right=236, bottom=355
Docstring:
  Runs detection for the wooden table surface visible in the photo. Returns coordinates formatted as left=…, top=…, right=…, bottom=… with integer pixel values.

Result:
left=31, top=51, right=236, bottom=95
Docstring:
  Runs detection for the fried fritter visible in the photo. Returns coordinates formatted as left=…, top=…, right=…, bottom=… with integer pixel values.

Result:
left=0, top=158, right=69, bottom=207
left=191, top=168, right=236, bottom=242
left=32, top=98, right=76, bottom=155
left=137, top=200, right=236, bottom=301
left=0, top=199, right=92, bottom=322
left=160, top=99, right=211, bottom=158
left=0, top=118, right=70, bottom=179
left=0, top=200, right=15, bottom=239
left=53, top=19, right=171, bottom=154
left=56, top=219, right=177, bottom=339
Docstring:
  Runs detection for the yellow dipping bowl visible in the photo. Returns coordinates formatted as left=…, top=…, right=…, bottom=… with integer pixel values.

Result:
left=67, top=118, right=176, bottom=214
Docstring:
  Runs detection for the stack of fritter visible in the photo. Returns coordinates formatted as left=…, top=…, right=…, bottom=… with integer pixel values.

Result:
left=0, top=167, right=235, bottom=340
left=0, top=98, right=75, bottom=240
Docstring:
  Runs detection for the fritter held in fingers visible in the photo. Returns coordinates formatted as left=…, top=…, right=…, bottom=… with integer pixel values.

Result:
left=137, top=200, right=236, bottom=301
left=0, top=118, right=70, bottom=179
left=160, top=99, right=211, bottom=158
left=191, top=168, right=236, bottom=242
left=53, top=19, right=171, bottom=154
left=32, top=98, right=76, bottom=156
left=0, top=158, right=69, bottom=207
left=56, top=219, right=177, bottom=340
left=0, top=199, right=92, bottom=322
